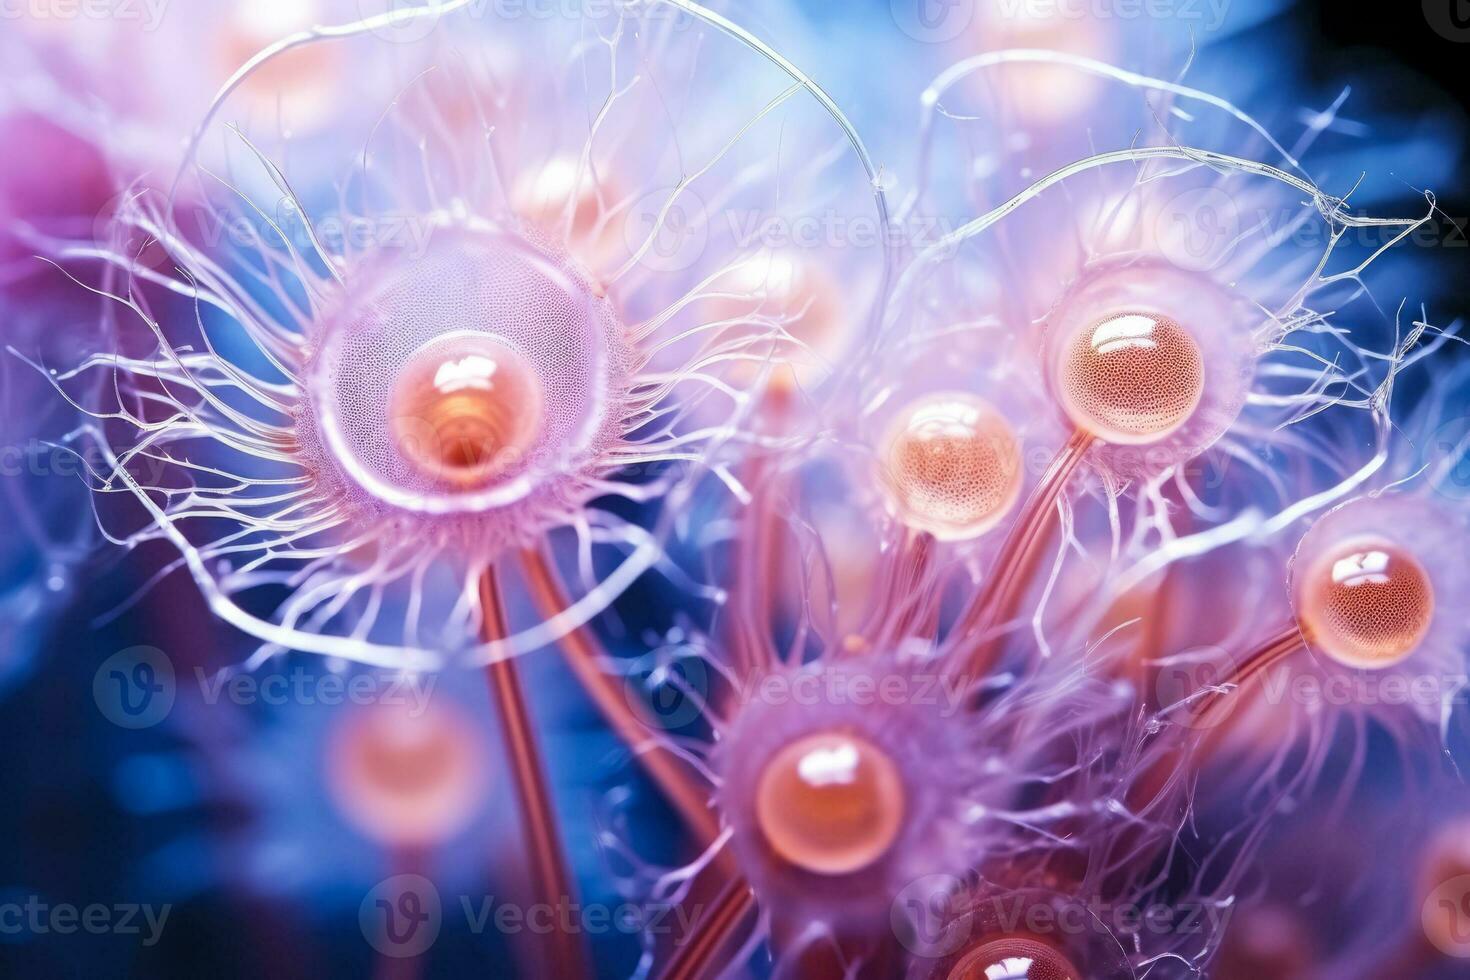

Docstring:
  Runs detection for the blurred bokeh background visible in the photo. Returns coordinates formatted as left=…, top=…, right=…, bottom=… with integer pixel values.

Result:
left=0, top=1, right=1465, bottom=977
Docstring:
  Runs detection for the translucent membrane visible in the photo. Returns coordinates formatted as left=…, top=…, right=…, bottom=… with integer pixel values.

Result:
left=1057, top=311, right=1204, bottom=445
left=309, top=228, right=625, bottom=516
left=948, top=936, right=1079, bottom=980
left=880, top=393, right=1023, bottom=541
left=1299, top=539, right=1434, bottom=669
left=754, top=731, right=905, bottom=875
left=389, top=333, right=545, bottom=488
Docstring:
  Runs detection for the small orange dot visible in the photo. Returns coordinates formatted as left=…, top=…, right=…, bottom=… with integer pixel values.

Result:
left=754, top=731, right=905, bottom=876
left=1301, top=540, right=1434, bottom=669
left=389, top=333, right=544, bottom=488
left=949, top=936, right=1079, bottom=980
left=881, top=394, right=1023, bottom=541
left=1057, top=311, right=1204, bottom=444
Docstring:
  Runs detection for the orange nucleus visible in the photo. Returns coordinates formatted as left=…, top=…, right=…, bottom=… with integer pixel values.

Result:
left=1300, top=540, right=1434, bottom=669
left=1057, top=311, right=1204, bottom=444
left=389, top=332, right=545, bottom=488
left=880, top=393, right=1023, bottom=541
left=948, top=936, right=1079, bottom=980
left=754, top=731, right=905, bottom=876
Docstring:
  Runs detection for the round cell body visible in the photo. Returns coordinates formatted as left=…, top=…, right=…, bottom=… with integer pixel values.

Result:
left=948, top=936, right=1080, bottom=980
left=1056, top=311, right=1204, bottom=445
left=880, top=393, right=1023, bottom=541
left=326, top=702, right=489, bottom=847
left=1298, top=538, right=1434, bottom=669
left=754, top=730, right=906, bottom=876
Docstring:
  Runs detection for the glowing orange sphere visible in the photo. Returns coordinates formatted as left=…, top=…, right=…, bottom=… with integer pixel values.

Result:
left=327, top=701, right=489, bottom=847
left=1300, top=540, right=1434, bottom=669
left=880, top=393, right=1023, bottom=541
left=754, top=731, right=905, bottom=876
left=948, top=937, right=1079, bottom=980
left=1057, top=311, right=1204, bottom=444
left=389, top=333, right=544, bottom=487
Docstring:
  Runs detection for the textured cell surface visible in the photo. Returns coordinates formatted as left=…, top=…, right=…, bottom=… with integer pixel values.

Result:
left=1056, top=311, right=1204, bottom=444
left=306, top=228, right=630, bottom=516
left=754, top=731, right=906, bottom=875
left=388, top=333, right=545, bottom=488
left=880, top=394, right=1023, bottom=540
left=948, top=937, right=1079, bottom=980
left=1299, top=540, right=1435, bottom=669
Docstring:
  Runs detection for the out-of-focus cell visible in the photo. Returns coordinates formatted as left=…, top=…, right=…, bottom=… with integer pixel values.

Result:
left=389, top=332, right=545, bottom=489
left=1215, top=904, right=1315, bottom=980
left=879, top=393, right=1023, bottom=541
left=511, top=155, right=625, bottom=273
left=220, top=0, right=341, bottom=127
left=1055, top=311, right=1204, bottom=444
left=1298, top=538, right=1434, bottom=669
left=707, top=252, right=847, bottom=392
left=755, top=730, right=905, bottom=875
left=947, top=935, right=1079, bottom=980
left=326, top=699, right=490, bottom=847
left=970, top=4, right=1114, bottom=122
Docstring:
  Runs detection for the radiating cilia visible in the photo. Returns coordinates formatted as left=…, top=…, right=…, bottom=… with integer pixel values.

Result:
left=41, top=0, right=889, bottom=669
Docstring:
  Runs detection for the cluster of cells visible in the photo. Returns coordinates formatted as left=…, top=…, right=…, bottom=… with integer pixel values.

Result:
left=3, top=2, right=1468, bottom=979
